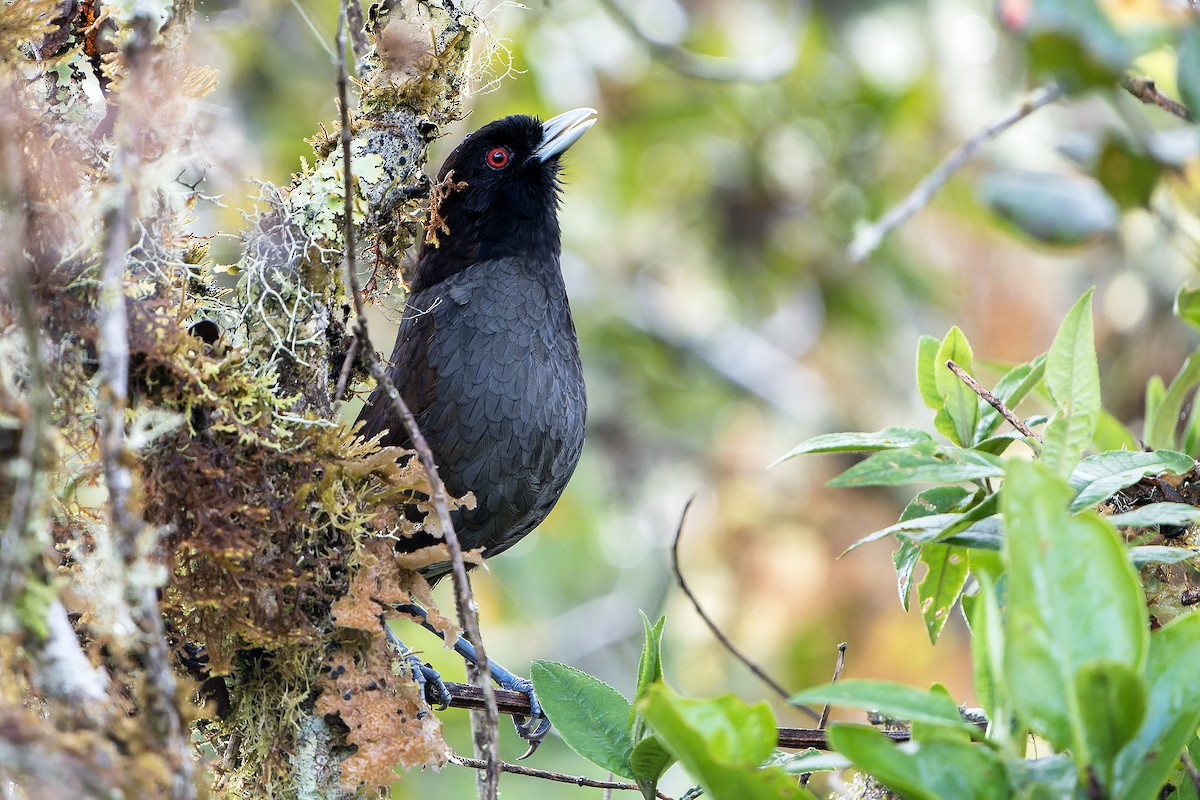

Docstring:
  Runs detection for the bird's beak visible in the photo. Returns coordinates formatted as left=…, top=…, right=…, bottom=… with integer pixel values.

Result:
left=534, top=107, right=598, bottom=163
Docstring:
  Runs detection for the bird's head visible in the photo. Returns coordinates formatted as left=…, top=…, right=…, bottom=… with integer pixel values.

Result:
left=413, top=108, right=597, bottom=292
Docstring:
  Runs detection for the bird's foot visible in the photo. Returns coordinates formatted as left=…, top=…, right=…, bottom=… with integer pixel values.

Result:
left=499, top=674, right=551, bottom=756
left=385, top=625, right=452, bottom=710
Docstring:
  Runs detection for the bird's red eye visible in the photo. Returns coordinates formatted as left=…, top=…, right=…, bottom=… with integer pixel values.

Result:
left=486, top=147, right=510, bottom=169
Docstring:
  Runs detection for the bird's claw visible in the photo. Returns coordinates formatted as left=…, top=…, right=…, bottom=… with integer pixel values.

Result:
left=502, top=675, right=552, bottom=752
left=385, top=625, right=452, bottom=710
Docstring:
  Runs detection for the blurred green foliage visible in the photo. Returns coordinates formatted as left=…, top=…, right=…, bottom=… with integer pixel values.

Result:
left=190, top=0, right=1200, bottom=795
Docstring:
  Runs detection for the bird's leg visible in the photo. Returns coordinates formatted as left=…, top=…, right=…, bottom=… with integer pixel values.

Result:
left=383, top=622, right=452, bottom=710
left=395, top=602, right=552, bottom=747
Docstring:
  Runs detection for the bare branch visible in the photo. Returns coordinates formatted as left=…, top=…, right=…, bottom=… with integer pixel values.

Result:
left=335, top=4, right=500, bottom=795
left=849, top=82, right=1064, bottom=262
left=1122, top=75, right=1192, bottom=123
left=671, top=498, right=822, bottom=723
left=946, top=359, right=1042, bottom=442
left=452, top=755, right=676, bottom=799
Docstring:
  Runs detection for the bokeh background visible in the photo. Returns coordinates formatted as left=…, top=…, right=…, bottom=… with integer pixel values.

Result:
left=185, top=0, right=1199, bottom=795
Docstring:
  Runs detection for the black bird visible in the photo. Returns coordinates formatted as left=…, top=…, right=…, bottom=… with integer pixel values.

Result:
left=357, top=108, right=596, bottom=739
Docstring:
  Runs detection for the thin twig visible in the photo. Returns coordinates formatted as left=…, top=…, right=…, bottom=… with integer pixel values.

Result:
left=801, top=642, right=847, bottom=786
left=97, top=18, right=195, bottom=799
left=818, top=642, right=846, bottom=731
left=334, top=6, right=500, bottom=796
left=1183, top=750, right=1200, bottom=795
left=848, top=82, right=1064, bottom=262
left=671, top=498, right=821, bottom=723
left=1122, top=75, right=1192, bottom=123
left=597, top=0, right=795, bottom=82
left=946, top=359, right=1042, bottom=442
left=0, top=132, right=48, bottom=606
left=452, top=756, right=675, bottom=799
left=441, top=681, right=908, bottom=750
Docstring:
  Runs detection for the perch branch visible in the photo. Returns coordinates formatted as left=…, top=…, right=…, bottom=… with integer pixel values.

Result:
left=334, top=5, right=500, bottom=795
left=1122, top=75, right=1192, bottom=122
left=441, top=681, right=910, bottom=750
left=848, top=82, right=1064, bottom=262
left=671, top=498, right=822, bottom=723
left=946, top=359, right=1042, bottom=442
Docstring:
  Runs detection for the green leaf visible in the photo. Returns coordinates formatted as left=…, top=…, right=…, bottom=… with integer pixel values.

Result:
left=634, top=612, right=665, bottom=704
left=1093, top=409, right=1139, bottom=453
left=916, top=335, right=943, bottom=410
left=934, top=328, right=979, bottom=447
left=979, top=170, right=1118, bottom=245
left=1074, top=660, right=1146, bottom=790
left=1094, top=136, right=1161, bottom=210
left=531, top=660, right=634, bottom=778
left=1002, top=460, right=1148, bottom=755
left=1108, top=503, right=1200, bottom=529
left=1178, top=24, right=1200, bottom=125
left=771, top=428, right=934, bottom=465
left=629, top=735, right=675, bottom=787
left=1114, top=614, right=1200, bottom=799
left=640, top=685, right=809, bottom=800
left=842, top=512, right=962, bottom=556
left=1146, top=354, right=1200, bottom=451
left=963, top=573, right=1011, bottom=745
left=1041, top=289, right=1100, bottom=477
left=1068, top=449, right=1195, bottom=511
left=975, top=354, right=1047, bottom=442
left=1127, top=545, right=1200, bottom=568
left=826, top=725, right=1008, bottom=800
left=1175, top=285, right=1200, bottom=334
left=828, top=442, right=1004, bottom=488
left=780, top=750, right=852, bottom=774
left=1024, top=0, right=1131, bottom=92
left=789, top=680, right=978, bottom=736
left=918, top=543, right=969, bottom=644
left=896, top=487, right=972, bottom=609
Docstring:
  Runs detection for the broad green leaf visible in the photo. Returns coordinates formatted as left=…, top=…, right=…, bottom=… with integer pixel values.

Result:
left=1146, top=354, right=1200, bottom=451
left=1178, top=24, right=1200, bottom=126
left=896, top=487, right=972, bottom=609
left=979, top=170, right=1118, bottom=245
left=1002, top=461, right=1148, bottom=754
left=1114, top=614, right=1200, bottom=799
left=771, top=428, right=934, bottom=465
left=827, top=725, right=1008, bottom=800
left=1093, top=409, right=1138, bottom=453
left=934, top=328, right=979, bottom=447
left=1095, top=137, right=1161, bottom=210
left=916, top=335, right=942, bottom=410
left=1108, top=503, right=1200, bottom=529
left=1041, top=290, right=1100, bottom=477
left=828, top=442, right=1003, bottom=488
left=1074, top=660, right=1146, bottom=791
left=789, top=680, right=978, bottom=737
left=918, top=544, right=969, bottom=643
left=531, top=660, right=634, bottom=778
left=1068, top=449, right=1195, bottom=511
left=1007, top=754, right=1079, bottom=797
left=1144, top=375, right=1166, bottom=444
left=629, top=735, right=674, bottom=788
left=1024, top=0, right=1131, bottom=92
left=640, top=684, right=808, bottom=800
left=1175, top=285, right=1200, bottom=334
left=843, top=512, right=961, bottom=557
left=936, top=518, right=1004, bottom=551
left=975, top=354, right=1047, bottom=442
left=1127, top=545, right=1200, bottom=568
left=962, top=573, right=1010, bottom=744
